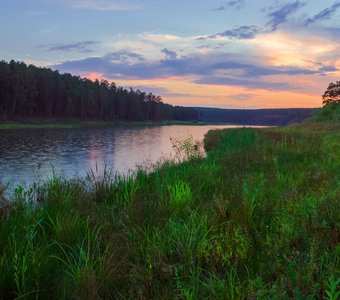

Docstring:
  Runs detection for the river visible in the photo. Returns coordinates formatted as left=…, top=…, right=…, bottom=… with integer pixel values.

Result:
left=0, top=124, right=249, bottom=189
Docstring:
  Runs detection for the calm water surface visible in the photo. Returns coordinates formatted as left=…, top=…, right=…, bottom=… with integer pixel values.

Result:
left=0, top=125, right=244, bottom=188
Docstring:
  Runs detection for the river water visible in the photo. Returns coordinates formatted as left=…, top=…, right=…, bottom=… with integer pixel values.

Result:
left=0, top=124, right=247, bottom=189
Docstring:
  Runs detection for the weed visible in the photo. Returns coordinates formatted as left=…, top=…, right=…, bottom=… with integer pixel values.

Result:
left=325, top=275, right=340, bottom=300
left=168, top=180, right=193, bottom=210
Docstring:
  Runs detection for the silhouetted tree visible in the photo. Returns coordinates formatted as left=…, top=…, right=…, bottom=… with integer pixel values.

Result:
left=322, top=81, right=340, bottom=106
left=0, top=60, right=198, bottom=122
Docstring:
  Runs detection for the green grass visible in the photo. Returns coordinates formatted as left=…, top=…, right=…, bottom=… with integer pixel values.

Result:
left=0, top=111, right=339, bottom=299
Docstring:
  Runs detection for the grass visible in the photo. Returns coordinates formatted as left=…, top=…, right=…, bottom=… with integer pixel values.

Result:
left=0, top=109, right=339, bottom=299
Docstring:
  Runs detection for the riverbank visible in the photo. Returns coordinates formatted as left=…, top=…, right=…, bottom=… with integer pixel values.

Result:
left=0, top=120, right=233, bottom=129
left=0, top=117, right=339, bottom=299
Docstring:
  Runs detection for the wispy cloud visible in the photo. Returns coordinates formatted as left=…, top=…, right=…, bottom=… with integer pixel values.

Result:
left=41, top=41, right=97, bottom=53
left=266, top=1, right=305, bottom=31
left=208, top=25, right=263, bottom=40
left=203, top=1, right=305, bottom=41
left=305, top=2, right=340, bottom=26
left=213, top=6, right=226, bottom=11
left=195, top=75, right=295, bottom=91
left=226, top=0, right=245, bottom=9
left=229, top=93, right=256, bottom=101
left=213, top=0, right=245, bottom=11
left=68, top=0, right=140, bottom=11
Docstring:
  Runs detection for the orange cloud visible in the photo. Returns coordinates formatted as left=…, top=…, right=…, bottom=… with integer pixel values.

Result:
left=251, top=31, right=338, bottom=67
left=117, top=76, right=322, bottom=108
left=82, top=72, right=105, bottom=81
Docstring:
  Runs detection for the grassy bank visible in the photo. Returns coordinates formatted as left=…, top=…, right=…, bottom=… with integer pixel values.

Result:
left=0, top=117, right=339, bottom=299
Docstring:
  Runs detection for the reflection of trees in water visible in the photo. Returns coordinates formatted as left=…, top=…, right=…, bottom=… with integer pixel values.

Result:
left=0, top=125, right=234, bottom=190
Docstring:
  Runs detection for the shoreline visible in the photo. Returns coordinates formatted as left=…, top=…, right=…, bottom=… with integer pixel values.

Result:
left=0, top=120, right=237, bottom=129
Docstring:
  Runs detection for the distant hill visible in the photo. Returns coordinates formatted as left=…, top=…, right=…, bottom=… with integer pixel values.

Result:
left=195, top=107, right=317, bottom=126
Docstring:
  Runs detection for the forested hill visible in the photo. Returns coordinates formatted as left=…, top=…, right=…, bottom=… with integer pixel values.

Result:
left=196, top=107, right=317, bottom=126
left=0, top=60, right=316, bottom=125
left=0, top=60, right=198, bottom=121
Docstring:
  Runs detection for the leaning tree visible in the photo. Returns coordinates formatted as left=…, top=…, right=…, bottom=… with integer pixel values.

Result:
left=322, top=81, right=340, bottom=106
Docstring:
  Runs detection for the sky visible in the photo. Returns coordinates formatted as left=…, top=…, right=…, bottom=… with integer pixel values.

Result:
left=0, top=0, right=339, bottom=108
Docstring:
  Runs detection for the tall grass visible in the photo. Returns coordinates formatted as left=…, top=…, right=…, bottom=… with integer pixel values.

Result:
left=0, top=120, right=339, bottom=299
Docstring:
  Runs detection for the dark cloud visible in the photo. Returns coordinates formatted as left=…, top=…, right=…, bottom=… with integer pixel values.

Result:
left=317, top=65, right=337, bottom=72
left=305, top=2, right=340, bottom=26
left=266, top=1, right=305, bottom=31
left=53, top=50, right=336, bottom=91
left=105, top=50, right=145, bottom=62
left=211, top=25, right=263, bottom=39
left=161, top=48, right=177, bottom=60
left=41, top=41, right=97, bottom=53
left=203, top=1, right=305, bottom=41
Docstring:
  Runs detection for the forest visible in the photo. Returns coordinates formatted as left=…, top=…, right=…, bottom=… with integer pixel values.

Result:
left=196, top=107, right=316, bottom=126
left=0, top=60, right=319, bottom=125
left=0, top=60, right=198, bottom=122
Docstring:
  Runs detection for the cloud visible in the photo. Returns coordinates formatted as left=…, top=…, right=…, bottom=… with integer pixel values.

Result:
left=53, top=49, right=337, bottom=91
left=209, top=25, right=263, bottom=39
left=161, top=48, right=177, bottom=60
left=213, top=6, right=225, bottom=11
left=105, top=50, right=145, bottom=63
left=41, top=41, right=97, bottom=53
left=266, top=1, right=305, bottom=31
left=226, top=0, right=245, bottom=9
left=128, top=86, right=192, bottom=98
left=195, top=76, right=296, bottom=91
left=196, top=43, right=226, bottom=50
left=229, top=93, right=256, bottom=100
left=68, top=0, right=140, bottom=11
left=317, top=65, right=337, bottom=72
left=203, top=1, right=305, bottom=41
left=213, top=0, right=245, bottom=12
left=304, top=2, right=340, bottom=26
left=140, top=33, right=181, bottom=44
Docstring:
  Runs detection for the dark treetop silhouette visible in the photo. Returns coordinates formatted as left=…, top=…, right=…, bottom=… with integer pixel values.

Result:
left=0, top=60, right=198, bottom=122
left=322, top=81, right=340, bottom=106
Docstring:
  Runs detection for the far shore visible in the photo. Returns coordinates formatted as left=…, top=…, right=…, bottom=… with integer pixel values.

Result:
left=0, top=120, right=239, bottom=129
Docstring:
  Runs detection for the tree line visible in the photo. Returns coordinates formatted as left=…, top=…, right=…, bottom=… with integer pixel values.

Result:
left=0, top=60, right=198, bottom=121
left=196, top=107, right=316, bottom=126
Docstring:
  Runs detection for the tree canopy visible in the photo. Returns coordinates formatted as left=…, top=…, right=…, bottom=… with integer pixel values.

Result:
left=0, top=60, right=198, bottom=121
left=322, top=81, right=340, bottom=106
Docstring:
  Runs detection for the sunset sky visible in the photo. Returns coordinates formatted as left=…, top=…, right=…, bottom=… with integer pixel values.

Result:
left=1, top=0, right=339, bottom=108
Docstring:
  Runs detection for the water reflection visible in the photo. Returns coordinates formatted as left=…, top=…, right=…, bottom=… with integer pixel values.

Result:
left=0, top=125, right=245, bottom=188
